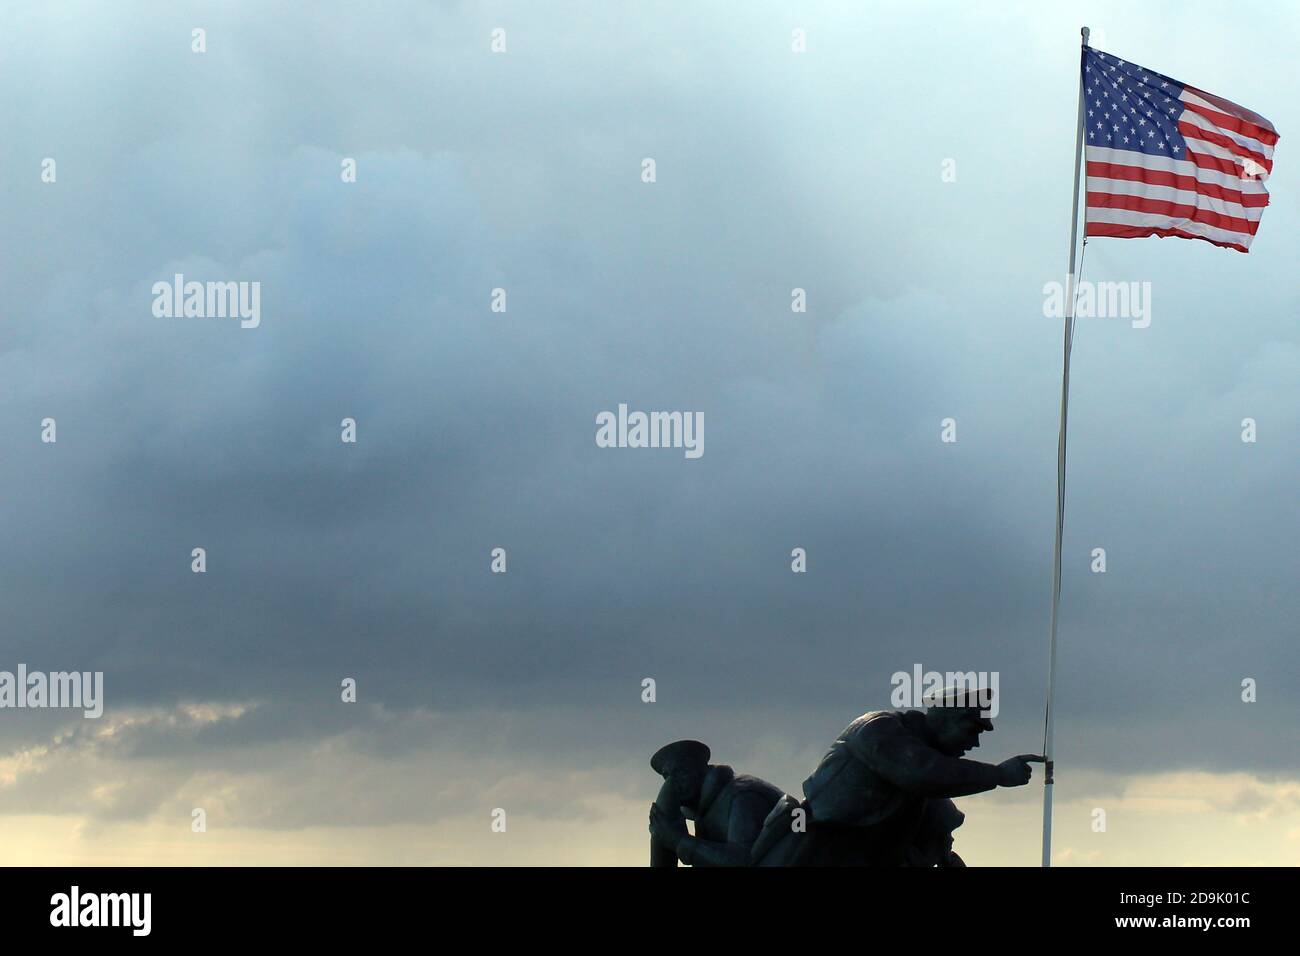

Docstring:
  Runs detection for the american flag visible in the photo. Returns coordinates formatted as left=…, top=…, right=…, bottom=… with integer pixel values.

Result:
left=1082, top=47, right=1278, bottom=253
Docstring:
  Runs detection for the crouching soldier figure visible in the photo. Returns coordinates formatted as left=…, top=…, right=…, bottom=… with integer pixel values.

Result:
left=757, top=686, right=1042, bottom=865
left=648, top=740, right=783, bottom=866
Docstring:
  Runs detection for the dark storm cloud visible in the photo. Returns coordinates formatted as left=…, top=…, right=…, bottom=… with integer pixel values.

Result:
left=1, top=0, right=1295, bottom=810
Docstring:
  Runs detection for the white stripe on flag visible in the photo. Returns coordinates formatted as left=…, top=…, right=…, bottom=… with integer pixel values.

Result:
left=1179, top=107, right=1274, bottom=159
left=1085, top=145, right=1269, bottom=192
left=1085, top=176, right=1264, bottom=221
left=1086, top=206, right=1256, bottom=248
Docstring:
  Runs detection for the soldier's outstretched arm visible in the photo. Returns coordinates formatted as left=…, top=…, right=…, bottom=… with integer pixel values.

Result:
left=866, top=732, right=1004, bottom=798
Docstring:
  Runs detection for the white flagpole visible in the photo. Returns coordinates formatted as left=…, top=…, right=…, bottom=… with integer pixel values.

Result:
left=1042, top=24, right=1090, bottom=869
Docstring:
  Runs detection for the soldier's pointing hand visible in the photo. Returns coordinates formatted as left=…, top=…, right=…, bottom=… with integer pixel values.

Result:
left=996, top=754, right=1046, bottom=787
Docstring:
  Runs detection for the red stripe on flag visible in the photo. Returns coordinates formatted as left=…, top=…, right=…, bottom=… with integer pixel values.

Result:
left=1084, top=221, right=1249, bottom=254
left=1086, top=192, right=1260, bottom=235
left=1085, top=161, right=1269, bottom=207
left=1178, top=121, right=1273, bottom=172
left=1184, top=147, right=1256, bottom=179
left=1181, top=99, right=1279, bottom=147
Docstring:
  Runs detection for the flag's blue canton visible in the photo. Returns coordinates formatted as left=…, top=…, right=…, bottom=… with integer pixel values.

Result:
left=1083, top=48, right=1188, bottom=158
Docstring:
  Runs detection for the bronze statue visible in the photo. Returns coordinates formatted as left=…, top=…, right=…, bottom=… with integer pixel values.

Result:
left=651, top=687, right=1042, bottom=866
left=903, top=797, right=967, bottom=866
left=647, top=740, right=783, bottom=866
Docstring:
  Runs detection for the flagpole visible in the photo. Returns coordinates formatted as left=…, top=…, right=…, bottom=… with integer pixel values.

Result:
left=1042, top=24, right=1089, bottom=869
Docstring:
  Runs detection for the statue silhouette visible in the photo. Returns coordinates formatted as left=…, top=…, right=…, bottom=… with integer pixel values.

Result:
left=650, top=687, right=1042, bottom=866
left=648, top=740, right=783, bottom=866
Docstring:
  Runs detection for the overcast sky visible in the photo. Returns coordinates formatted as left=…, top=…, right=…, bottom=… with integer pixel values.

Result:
left=1, top=1, right=1296, bottom=865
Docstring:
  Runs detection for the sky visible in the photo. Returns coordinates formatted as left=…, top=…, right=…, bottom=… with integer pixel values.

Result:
left=1, top=1, right=1296, bottom=866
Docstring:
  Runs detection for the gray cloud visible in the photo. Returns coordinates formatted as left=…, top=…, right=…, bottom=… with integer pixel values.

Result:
left=1, top=0, right=1296, bottom=841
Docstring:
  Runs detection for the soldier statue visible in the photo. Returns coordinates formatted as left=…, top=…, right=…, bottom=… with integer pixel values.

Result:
left=651, top=686, right=1042, bottom=866
left=647, top=740, right=783, bottom=866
